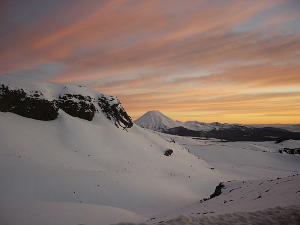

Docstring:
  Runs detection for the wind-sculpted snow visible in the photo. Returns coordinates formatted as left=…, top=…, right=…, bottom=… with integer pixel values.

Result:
left=116, top=205, right=300, bottom=225
left=0, top=76, right=133, bottom=128
left=116, top=174, right=300, bottom=224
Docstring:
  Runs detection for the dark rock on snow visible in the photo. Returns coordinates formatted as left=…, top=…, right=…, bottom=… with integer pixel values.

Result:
left=279, top=148, right=300, bottom=155
left=0, top=84, right=58, bottom=121
left=210, top=182, right=225, bottom=199
left=58, top=94, right=96, bottom=121
left=164, top=149, right=173, bottom=156
left=0, top=84, right=133, bottom=129
left=98, top=96, right=133, bottom=129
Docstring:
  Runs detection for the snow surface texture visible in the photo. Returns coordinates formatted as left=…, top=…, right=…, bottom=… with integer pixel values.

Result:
left=156, top=132, right=300, bottom=180
left=116, top=205, right=300, bottom=225
left=116, top=174, right=300, bottom=225
left=135, top=111, right=245, bottom=132
left=0, top=111, right=222, bottom=225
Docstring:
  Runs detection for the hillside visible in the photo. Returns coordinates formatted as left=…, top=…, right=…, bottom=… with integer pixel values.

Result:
left=116, top=174, right=300, bottom=225
left=0, top=76, right=221, bottom=225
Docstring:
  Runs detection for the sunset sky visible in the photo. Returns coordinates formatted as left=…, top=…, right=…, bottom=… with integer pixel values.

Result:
left=1, top=0, right=300, bottom=123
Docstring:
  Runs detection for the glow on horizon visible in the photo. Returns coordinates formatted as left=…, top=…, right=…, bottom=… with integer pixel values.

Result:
left=1, top=0, right=300, bottom=124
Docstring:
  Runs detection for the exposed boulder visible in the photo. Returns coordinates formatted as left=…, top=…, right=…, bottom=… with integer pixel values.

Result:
left=164, top=149, right=173, bottom=156
left=0, top=84, right=58, bottom=121
left=98, top=96, right=133, bottom=129
left=279, top=148, right=300, bottom=155
left=210, top=182, right=225, bottom=199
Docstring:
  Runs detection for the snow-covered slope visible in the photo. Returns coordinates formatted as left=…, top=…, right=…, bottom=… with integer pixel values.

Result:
left=118, top=173, right=300, bottom=225
left=134, top=110, right=182, bottom=131
left=0, top=77, right=221, bottom=225
left=156, top=133, right=300, bottom=180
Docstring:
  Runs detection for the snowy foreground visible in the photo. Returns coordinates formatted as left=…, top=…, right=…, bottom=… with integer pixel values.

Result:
left=116, top=205, right=300, bottom=225
left=0, top=77, right=300, bottom=225
left=0, top=112, right=222, bottom=225
left=114, top=132, right=300, bottom=225
left=117, top=173, right=300, bottom=224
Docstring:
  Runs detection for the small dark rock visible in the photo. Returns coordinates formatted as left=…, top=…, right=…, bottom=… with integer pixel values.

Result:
left=255, top=195, right=262, bottom=199
left=164, top=149, right=173, bottom=156
left=210, top=182, right=225, bottom=199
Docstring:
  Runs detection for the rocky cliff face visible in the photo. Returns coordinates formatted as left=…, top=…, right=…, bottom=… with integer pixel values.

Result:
left=0, top=79, right=133, bottom=129
left=0, top=84, right=58, bottom=121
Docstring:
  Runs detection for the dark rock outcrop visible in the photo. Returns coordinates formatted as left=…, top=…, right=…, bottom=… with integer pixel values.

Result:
left=279, top=148, right=300, bottom=155
left=164, top=149, right=173, bottom=156
left=210, top=182, right=225, bottom=199
left=98, top=96, right=133, bottom=129
left=0, top=83, right=133, bottom=129
left=58, top=94, right=96, bottom=121
left=0, top=84, right=58, bottom=120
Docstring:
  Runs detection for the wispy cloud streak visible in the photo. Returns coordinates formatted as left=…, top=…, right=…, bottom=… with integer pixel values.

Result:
left=1, top=0, right=300, bottom=123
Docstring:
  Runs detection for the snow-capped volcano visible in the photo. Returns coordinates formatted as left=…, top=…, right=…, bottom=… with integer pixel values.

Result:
left=135, top=111, right=237, bottom=132
left=135, top=111, right=300, bottom=142
left=134, top=110, right=182, bottom=131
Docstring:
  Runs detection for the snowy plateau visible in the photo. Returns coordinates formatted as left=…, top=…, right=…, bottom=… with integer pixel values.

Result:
left=0, top=76, right=300, bottom=225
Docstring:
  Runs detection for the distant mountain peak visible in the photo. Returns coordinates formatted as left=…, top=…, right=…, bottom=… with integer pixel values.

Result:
left=135, top=110, right=245, bottom=132
left=134, top=110, right=181, bottom=131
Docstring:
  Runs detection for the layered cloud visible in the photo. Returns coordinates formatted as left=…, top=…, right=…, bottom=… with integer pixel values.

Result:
left=1, top=0, right=300, bottom=123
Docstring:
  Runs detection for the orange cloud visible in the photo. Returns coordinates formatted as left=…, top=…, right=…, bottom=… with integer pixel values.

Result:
left=1, top=0, right=300, bottom=123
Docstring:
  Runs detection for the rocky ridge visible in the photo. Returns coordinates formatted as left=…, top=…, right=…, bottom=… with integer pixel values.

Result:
left=0, top=77, right=133, bottom=129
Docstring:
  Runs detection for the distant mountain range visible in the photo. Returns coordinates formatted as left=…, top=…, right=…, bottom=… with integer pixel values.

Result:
left=135, top=111, right=300, bottom=142
left=134, top=110, right=238, bottom=132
